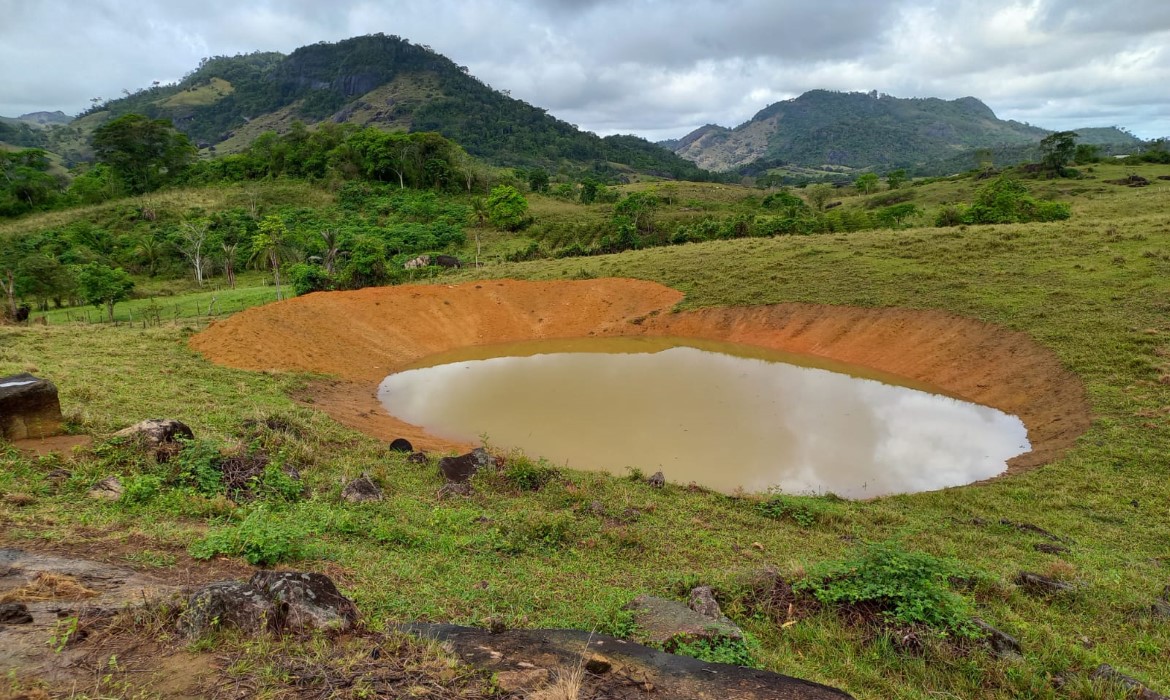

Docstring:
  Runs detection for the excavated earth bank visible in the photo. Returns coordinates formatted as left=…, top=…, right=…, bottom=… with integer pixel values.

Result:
left=190, top=278, right=1090, bottom=477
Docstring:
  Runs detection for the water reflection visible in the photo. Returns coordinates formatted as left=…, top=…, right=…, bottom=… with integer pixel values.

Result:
left=377, top=338, right=1029, bottom=497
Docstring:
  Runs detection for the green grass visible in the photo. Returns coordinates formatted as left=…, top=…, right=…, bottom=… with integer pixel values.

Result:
left=2, top=163, right=1170, bottom=699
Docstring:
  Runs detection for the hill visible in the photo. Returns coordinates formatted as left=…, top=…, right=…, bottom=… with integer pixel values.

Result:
left=667, top=89, right=1143, bottom=173
left=60, top=35, right=717, bottom=181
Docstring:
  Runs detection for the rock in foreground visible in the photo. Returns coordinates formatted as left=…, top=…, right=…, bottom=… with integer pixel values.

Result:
left=0, top=373, right=63, bottom=440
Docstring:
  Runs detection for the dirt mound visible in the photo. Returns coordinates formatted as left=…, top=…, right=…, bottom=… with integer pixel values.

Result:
left=191, top=278, right=1089, bottom=476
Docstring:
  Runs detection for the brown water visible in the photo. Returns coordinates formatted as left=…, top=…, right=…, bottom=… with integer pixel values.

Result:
left=377, top=337, right=1030, bottom=497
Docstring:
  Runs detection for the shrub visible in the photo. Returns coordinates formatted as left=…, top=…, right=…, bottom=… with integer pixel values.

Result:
left=754, top=494, right=838, bottom=527
left=171, top=439, right=224, bottom=497
left=940, top=176, right=1072, bottom=227
left=189, top=506, right=311, bottom=566
left=795, top=541, right=980, bottom=637
left=121, top=474, right=163, bottom=504
left=673, top=636, right=761, bottom=668
left=486, top=185, right=529, bottom=231
left=287, top=263, right=333, bottom=296
left=503, top=457, right=558, bottom=491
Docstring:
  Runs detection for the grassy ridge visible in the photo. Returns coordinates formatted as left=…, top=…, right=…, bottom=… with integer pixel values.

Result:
left=2, top=166, right=1169, bottom=698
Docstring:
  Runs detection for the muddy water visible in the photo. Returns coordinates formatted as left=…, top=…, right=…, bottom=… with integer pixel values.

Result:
left=377, top=337, right=1030, bottom=497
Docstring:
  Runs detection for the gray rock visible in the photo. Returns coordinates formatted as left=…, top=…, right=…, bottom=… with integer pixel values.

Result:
left=249, top=570, right=358, bottom=632
left=1092, top=664, right=1169, bottom=700
left=181, top=581, right=283, bottom=638
left=625, top=594, right=744, bottom=651
left=1153, top=587, right=1170, bottom=618
left=439, top=447, right=495, bottom=483
left=1014, top=571, right=1076, bottom=596
left=972, top=617, right=1022, bottom=659
left=341, top=474, right=383, bottom=503
left=406, top=451, right=428, bottom=464
left=87, top=476, right=123, bottom=500
left=438, top=481, right=473, bottom=499
left=688, top=586, right=724, bottom=620
left=1033, top=542, right=1070, bottom=555
left=388, top=438, right=413, bottom=452
left=647, top=471, right=666, bottom=488
left=0, top=373, right=62, bottom=440
left=113, top=419, right=194, bottom=454
left=0, top=602, right=33, bottom=624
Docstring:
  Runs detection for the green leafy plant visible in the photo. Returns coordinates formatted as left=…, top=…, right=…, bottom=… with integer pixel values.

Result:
left=189, top=506, right=311, bottom=566
left=171, top=439, right=224, bottom=497
left=120, top=473, right=163, bottom=504
left=795, top=541, right=981, bottom=637
left=754, top=493, right=838, bottom=527
left=502, top=457, right=557, bottom=491
left=672, top=635, right=761, bottom=667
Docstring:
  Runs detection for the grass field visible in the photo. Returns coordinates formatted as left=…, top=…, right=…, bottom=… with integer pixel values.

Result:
left=2, top=163, right=1169, bottom=698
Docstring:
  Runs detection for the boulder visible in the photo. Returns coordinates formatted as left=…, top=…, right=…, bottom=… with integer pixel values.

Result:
left=341, top=475, right=383, bottom=503
left=438, top=481, right=474, bottom=499
left=0, top=373, right=63, bottom=440
left=646, top=471, right=666, bottom=488
left=249, top=570, right=358, bottom=632
left=406, top=451, right=428, bottom=464
left=181, top=581, right=284, bottom=638
left=388, top=438, right=413, bottom=453
left=625, top=593, right=744, bottom=651
left=113, top=419, right=193, bottom=454
left=687, top=586, right=724, bottom=620
left=87, top=476, right=123, bottom=500
left=439, top=447, right=495, bottom=483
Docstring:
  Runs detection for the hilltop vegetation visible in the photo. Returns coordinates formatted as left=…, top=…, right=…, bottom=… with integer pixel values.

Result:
left=667, top=89, right=1144, bottom=174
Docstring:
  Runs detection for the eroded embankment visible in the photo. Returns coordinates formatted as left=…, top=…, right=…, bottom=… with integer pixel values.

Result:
left=190, top=278, right=1090, bottom=474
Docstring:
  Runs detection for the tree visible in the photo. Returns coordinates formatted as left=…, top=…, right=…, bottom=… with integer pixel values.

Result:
left=526, top=168, right=549, bottom=193
left=855, top=173, right=880, bottom=195
left=805, top=184, right=833, bottom=212
left=1074, top=144, right=1101, bottom=165
left=485, top=185, right=529, bottom=231
left=1039, top=131, right=1079, bottom=177
left=176, top=218, right=211, bottom=287
left=77, top=262, right=134, bottom=322
left=613, top=191, right=660, bottom=234
left=885, top=169, right=907, bottom=190
left=579, top=178, right=601, bottom=204
left=251, top=215, right=292, bottom=300
left=91, top=114, right=196, bottom=194
left=0, top=149, right=63, bottom=216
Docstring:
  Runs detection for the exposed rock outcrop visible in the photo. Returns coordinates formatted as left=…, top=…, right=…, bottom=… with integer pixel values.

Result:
left=0, top=373, right=62, bottom=440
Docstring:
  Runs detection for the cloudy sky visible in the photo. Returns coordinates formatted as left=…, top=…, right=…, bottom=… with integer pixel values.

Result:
left=2, top=0, right=1168, bottom=140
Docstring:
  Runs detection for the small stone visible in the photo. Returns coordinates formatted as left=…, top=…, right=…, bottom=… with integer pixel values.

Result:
left=972, top=617, right=1022, bottom=659
left=1091, top=664, right=1169, bottom=700
left=45, top=468, right=71, bottom=482
left=87, top=476, right=123, bottom=500
left=113, top=419, right=194, bottom=450
left=389, top=438, right=413, bottom=452
left=0, top=602, right=34, bottom=624
left=588, top=500, right=606, bottom=516
left=1151, top=597, right=1170, bottom=619
left=625, top=594, right=744, bottom=651
left=406, top=451, right=428, bottom=464
left=646, top=471, right=665, bottom=488
left=584, top=657, right=612, bottom=675
left=341, top=475, right=383, bottom=503
left=1014, top=571, right=1076, bottom=596
left=438, top=482, right=473, bottom=499
left=688, top=586, right=724, bottom=620
left=1034, top=543, right=1070, bottom=555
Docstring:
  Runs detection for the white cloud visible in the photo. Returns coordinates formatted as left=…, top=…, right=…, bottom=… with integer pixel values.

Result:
left=0, top=0, right=1167, bottom=139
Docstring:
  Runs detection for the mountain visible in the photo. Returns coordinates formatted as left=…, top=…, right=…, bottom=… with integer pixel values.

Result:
left=666, top=90, right=1144, bottom=172
left=63, top=34, right=718, bottom=180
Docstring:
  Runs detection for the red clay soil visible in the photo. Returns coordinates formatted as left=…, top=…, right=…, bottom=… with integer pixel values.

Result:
left=190, top=278, right=1090, bottom=475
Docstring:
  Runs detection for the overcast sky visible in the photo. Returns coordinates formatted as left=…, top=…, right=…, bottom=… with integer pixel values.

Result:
left=2, top=0, right=1168, bottom=140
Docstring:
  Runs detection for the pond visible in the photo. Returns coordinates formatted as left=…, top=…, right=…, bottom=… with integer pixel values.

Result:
left=377, top=337, right=1030, bottom=497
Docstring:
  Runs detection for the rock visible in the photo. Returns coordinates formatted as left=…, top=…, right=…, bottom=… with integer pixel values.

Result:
left=438, top=482, right=473, bottom=499
left=0, top=602, right=34, bottom=624
left=341, top=475, right=383, bottom=503
left=625, top=594, right=744, bottom=651
left=388, top=438, right=413, bottom=452
left=1014, top=571, right=1076, bottom=596
left=406, top=451, right=428, bottom=464
left=249, top=570, right=358, bottom=632
left=1092, top=664, right=1169, bottom=699
left=87, top=476, right=123, bottom=500
left=113, top=419, right=194, bottom=456
left=1152, top=588, right=1170, bottom=618
left=45, top=468, right=71, bottom=483
left=400, top=624, right=854, bottom=699
left=646, top=471, right=666, bottom=488
left=688, top=586, right=724, bottom=620
left=972, top=617, right=1022, bottom=659
left=1033, top=542, right=1070, bottom=554
left=181, top=581, right=283, bottom=638
left=0, top=373, right=63, bottom=440
left=439, top=447, right=495, bottom=483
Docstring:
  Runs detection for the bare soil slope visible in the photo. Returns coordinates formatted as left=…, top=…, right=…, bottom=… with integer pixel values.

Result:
left=190, top=279, right=1089, bottom=474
